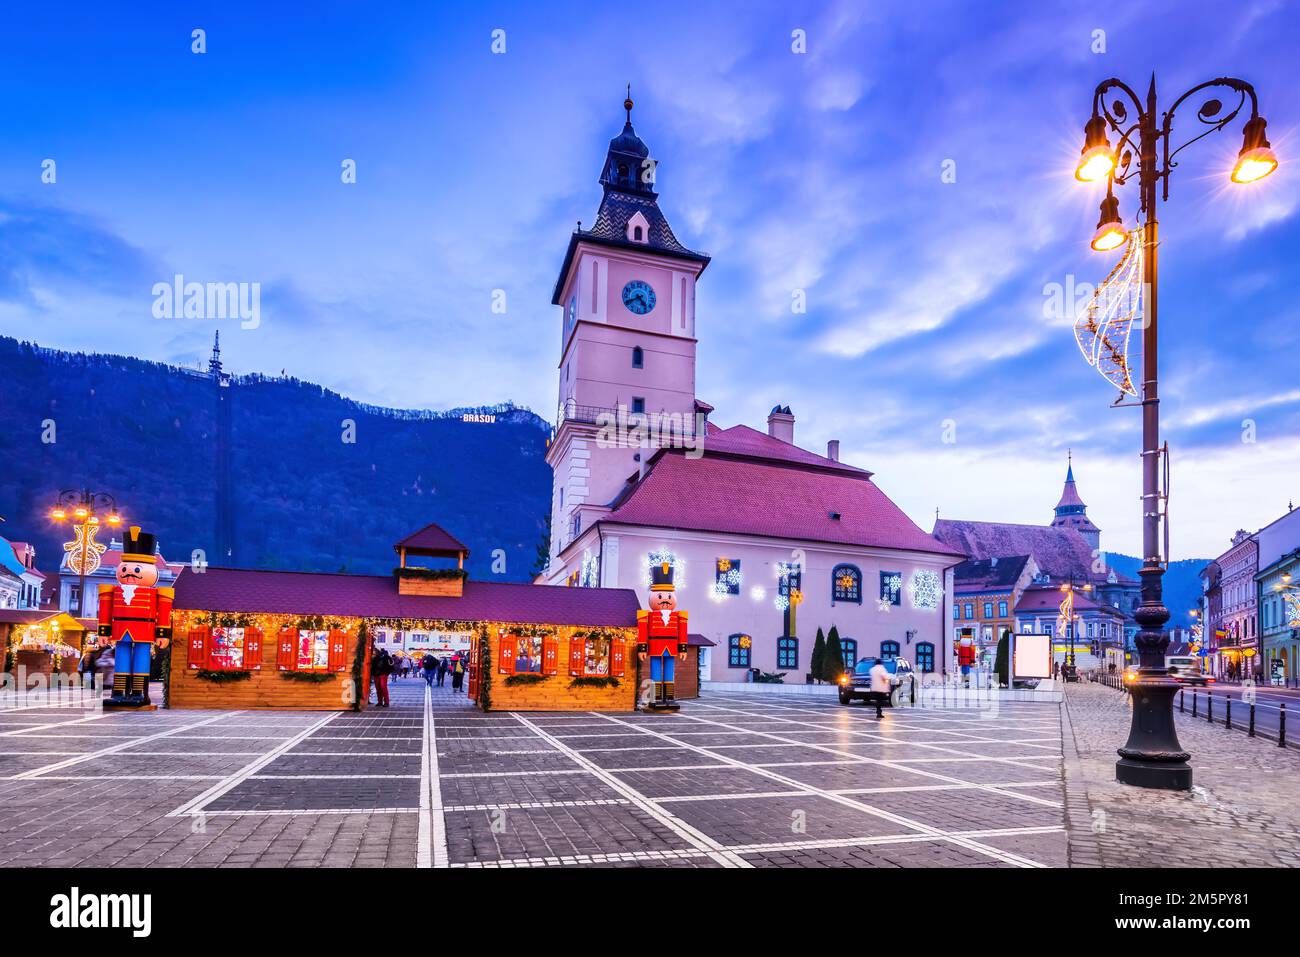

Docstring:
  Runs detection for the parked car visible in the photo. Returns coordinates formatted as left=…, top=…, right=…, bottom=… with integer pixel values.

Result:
left=1166, top=655, right=1210, bottom=686
left=838, top=656, right=916, bottom=707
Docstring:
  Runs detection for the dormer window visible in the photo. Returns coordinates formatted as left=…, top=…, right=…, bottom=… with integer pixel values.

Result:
left=625, top=211, right=651, bottom=244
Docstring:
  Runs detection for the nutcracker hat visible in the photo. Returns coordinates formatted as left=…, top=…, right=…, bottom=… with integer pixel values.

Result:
left=650, top=560, right=676, bottom=592
left=121, top=526, right=159, bottom=564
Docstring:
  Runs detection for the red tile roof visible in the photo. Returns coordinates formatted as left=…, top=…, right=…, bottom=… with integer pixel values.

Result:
left=393, top=522, right=469, bottom=556
left=702, top=424, right=869, bottom=476
left=604, top=449, right=962, bottom=557
left=173, top=567, right=640, bottom=627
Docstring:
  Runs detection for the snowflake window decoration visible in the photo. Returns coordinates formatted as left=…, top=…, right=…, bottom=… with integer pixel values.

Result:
left=646, top=549, right=684, bottom=591
left=909, top=569, right=941, bottom=611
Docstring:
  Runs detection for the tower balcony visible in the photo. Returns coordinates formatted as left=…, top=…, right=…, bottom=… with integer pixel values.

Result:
left=553, top=398, right=700, bottom=442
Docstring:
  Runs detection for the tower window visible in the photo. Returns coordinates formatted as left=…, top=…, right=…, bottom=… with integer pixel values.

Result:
left=631, top=397, right=645, bottom=414
left=632, top=346, right=644, bottom=369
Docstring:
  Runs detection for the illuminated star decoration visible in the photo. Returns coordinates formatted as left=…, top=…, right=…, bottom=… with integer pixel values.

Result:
left=909, top=570, right=941, bottom=610
left=1284, top=592, right=1300, bottom=628
left=1074, top=226, right=1142, bottom=397
left=63, top=522, right=107, bottom=576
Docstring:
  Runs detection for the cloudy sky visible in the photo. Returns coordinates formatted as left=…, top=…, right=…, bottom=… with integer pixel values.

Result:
left=2, top=0, right=1298, bottom=559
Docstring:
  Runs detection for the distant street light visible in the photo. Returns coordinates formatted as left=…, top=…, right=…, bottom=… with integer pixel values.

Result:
left=49, top=489, right=123, bottom=619
left=1073, top=74, right=1278, bottom=791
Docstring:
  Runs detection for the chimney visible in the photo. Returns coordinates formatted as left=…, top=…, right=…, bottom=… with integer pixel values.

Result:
left=767, top=405, right=795, bottom=445
left=826, top=439, right=840, bottom=462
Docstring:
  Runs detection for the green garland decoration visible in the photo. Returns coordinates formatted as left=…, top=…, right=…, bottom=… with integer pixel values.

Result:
left=568, top=676, right=620, bottom=690
left=365, top=617, right=476, bottom=632
left=477, top=624, right=492, bottom=712
left=503, top=672, right=550, bottom=687
left=195, top=669, right=253, bottom=683
left=196, top=612, right=254, bottom=628
left=295, top=616, right=346, bottom=631
left=392, top=566, right=468, bottom=581
left=280, top=671, right=336, bottom=684
left=569, top=628, right=631, bottom=642
left=350, top=621, right=368, bottom=711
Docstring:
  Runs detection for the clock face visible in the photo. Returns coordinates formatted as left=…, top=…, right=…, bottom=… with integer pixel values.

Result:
left=621, top=280, right=656, bottom=315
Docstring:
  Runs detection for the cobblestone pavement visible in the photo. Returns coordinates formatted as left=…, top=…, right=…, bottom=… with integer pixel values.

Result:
left=1061, top=681, right=1300, bottom=868
left=0, top=678, right=1068, bottom=867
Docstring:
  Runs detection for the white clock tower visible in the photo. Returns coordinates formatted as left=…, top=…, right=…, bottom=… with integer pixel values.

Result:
left=543, top=93, right=711, bottom=579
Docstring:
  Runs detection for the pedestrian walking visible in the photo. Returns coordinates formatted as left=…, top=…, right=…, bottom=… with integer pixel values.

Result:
left=421, top=652, right=437, bottom=688
left=868, top=659, right=891, bottom=719
left=451, top=655, right=465, bottom=691
left=371, top=647, right=392, bottom=707
left=78, top=645, right=98, bottom=692
left=437, top=657, right=449, bottom=687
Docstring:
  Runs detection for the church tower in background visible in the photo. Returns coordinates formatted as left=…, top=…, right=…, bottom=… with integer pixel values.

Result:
left=1051, top=452, right=1101, bottom=551
left=544, top=93, right=711, bottom=571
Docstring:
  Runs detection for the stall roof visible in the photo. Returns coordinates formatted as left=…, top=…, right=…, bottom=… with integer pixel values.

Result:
left=0, top=609, right=88, bottom=630
left=174, top=567, right=639, bottom=628
left=686, top=633, right=717, bottom=647
left=393, top=522, right=469, bottom=558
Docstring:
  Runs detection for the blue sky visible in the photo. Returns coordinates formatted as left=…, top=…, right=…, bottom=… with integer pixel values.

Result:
left=1, top=0, right=1298, bottom=559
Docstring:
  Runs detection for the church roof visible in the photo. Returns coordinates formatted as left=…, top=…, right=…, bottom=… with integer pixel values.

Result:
left=600, top=447, right=962, bottom=558
left=933, top=519, right=1096, bottom=581
left=1055, top=464, right=1087, bottom=510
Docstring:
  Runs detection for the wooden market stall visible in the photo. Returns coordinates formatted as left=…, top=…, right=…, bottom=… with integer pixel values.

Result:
left=168, top=523, right=641, bottom=712
left=0, top=610, right=89, bottom=688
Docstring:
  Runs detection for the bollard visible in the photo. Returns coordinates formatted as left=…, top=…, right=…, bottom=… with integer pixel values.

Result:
left=1281, top=703, right=1287, bottom=748
left=1192, top=690, right=1198, bottom=718
left=1179, top=688, right=1184, bottom=713
left=1226, top=696, right=1231, bottom=730
left=1249, top=702, right=1256, bottom=737
left=1207, top=691, right=1213, bottom=724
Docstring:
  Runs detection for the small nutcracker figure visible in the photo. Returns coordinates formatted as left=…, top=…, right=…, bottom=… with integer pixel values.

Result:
left=955, top=628, right=976, bottom=685
left=637, top=560, right=688, bottom=711
left=98, top=527, right=173, bottom=710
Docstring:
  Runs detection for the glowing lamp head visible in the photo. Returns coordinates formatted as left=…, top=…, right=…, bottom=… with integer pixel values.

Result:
left=1091, top=193, right=1127, bottom=252
left=1075, top=115, right=1116, bottom=182
left=107, top=513, right=122, bottom=526
left=1231, top=117, right=1278, bottom=184
left=73, top=506, right=88, bottom=520
left=50, top=508, right=66, bottom=521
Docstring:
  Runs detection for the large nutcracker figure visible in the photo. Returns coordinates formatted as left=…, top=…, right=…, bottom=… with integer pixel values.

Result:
left=98, top=527, right=173, bottom=710
left=637, top=560, right=688, bottom=711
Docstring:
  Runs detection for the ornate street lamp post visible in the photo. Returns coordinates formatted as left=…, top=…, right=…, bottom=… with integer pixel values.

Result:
left=1074, top=75, right=1277, bottom=790
left=49, top=489, right=123, bottom=619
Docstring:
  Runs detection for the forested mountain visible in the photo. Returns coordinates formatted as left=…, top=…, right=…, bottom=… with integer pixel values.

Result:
left=1101, top=554, right=1209, bottom=629
left=0, top=337, right=551, bottom=582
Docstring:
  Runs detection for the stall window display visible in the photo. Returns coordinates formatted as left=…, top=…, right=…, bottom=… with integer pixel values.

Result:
left=209, top=626, right=246, bottom=670
left=513, top=634, right=544, bottom=673
left=297, top=630, right=331, bottom=672
left=583, top=636, right=611, bottom=675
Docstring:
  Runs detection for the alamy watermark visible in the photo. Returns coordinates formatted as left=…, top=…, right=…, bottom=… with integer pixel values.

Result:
left=152, top=274, right=260, bottom=329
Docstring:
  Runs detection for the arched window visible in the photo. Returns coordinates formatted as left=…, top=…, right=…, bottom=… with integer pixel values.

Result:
left=728, top=634, right=752, bottom=668
left=880, top=640, right=900, bottom=660
left=777, top=637, right=798, bottom=669
left=916, top=642, right=935, bottom=673
left=840, top=638, right=858, bottom=670
left=831, top=564, right=862, bottom=604
left=633, top=225, right=644, bottom=241
left=632, top=346, right=644, bottom=369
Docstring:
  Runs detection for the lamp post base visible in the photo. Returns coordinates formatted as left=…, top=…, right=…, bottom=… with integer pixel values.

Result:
left=1115, top=675, right=1192, bottom=790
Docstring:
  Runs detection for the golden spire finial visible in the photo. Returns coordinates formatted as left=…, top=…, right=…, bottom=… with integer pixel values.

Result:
left=624, top=84, right=633, bottom=121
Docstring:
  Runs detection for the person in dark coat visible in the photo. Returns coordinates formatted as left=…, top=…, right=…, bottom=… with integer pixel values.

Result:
left=437, top=657, right=449, bottom=687
left=421, top=652, right=437, bottom=688
left=371, top=647, right=392, bottom=707
left=451, top=655, right=465, bottom=691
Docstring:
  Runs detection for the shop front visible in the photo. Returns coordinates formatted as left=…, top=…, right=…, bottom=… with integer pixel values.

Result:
left=168, top=523, right=641, bottom=711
